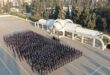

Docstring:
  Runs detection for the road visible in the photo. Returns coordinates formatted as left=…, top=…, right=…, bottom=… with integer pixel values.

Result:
left=0, top=15, right=110, bottom=75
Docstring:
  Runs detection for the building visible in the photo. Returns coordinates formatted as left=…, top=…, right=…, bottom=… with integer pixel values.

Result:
left=0, top=0, right=32, bottom=7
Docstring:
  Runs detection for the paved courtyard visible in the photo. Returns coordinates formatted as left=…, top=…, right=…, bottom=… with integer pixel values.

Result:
left=0, top=15, right=110, bottom=75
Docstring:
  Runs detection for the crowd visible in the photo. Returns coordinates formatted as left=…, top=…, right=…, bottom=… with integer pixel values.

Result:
left=3, top=31, right=82, bottom=75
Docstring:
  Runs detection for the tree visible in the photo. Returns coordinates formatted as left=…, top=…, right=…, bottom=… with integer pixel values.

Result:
left=2, top=1, right=13, bottom=13
left=106, top=16, right=110, bottom=31
left=79, top=8, right=90, bottom=27
left=94, top=1, right=110, bottom=32
left=52, top=5, right=60, bottom=19
left=31, top=0, right=38, bottom=15
left=17, top=0, right=22, bottom=11
left=58, top=1, right=65, bottom=19
left=58, top=7, right=65, bottom=19
left=87, top=15, right=92, bottom=28
left=91, top=13, right=96, bottom=29
left=49, top=8, right=54, bottom=19
left=86, top=12, right=96, bottom=29
left=79, top=0, right=91, bottom=27
left=0, top=3, right=2, bottom=13
left=30, top=0, right=42, bottom=20
left=96, top=15, right=107, bottom=31
left=44, top=9, right=50, bottom=19
left=102, top=18, right=107, bottom=32
left=23, top=2, right=31, bottom=13
left=72, top=6, right=82, bottom=23
left=65, top=7, right=70, bottom=19
left=58, top=9, right=65, bottom=19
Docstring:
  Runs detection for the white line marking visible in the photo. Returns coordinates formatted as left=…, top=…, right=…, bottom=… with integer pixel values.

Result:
left=69, top=64, right=88, bottom=75
left=89, top=66, right=103, bottom=75
left=83, top=55, right=110, bottom=75
left=90, top=59, right=110, bottom=70
left=83, top=54, right=110, bottom=70
left=0, top=46, right=30, bottom=75
left=0, top=57, right=13, bottom=75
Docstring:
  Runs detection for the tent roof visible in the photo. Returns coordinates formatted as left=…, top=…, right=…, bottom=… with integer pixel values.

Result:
left=75, top=27, right=102, bottom=36
left=64, top=23, right=81, bottom=33
left=54, top=19, right=74, bottom=29
left=45, top=19, right=55, bottom=27
left=64, top=19, right=73, bottom=25
left=38, top=19, right=47, bottom=25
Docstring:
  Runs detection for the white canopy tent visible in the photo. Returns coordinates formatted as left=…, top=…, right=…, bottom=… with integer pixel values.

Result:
left=36, top=18, right=110, bottom=50
left=53, top=19, right=74, bottom=36
left=53, top=19, right=74, bottom=31
left=53, top=19, right=64, bottom=31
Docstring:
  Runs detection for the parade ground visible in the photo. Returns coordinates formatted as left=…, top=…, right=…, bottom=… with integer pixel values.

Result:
left=0, top=16, right=110, bottom=75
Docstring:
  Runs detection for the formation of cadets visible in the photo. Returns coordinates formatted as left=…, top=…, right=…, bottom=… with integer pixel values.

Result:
left=3, top=31, right=82, bottom=75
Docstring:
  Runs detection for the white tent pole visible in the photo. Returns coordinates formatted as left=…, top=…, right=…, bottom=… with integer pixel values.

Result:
left=72, top=33, right=75, bottom=40
left=92, top=38, right=96, bottom=47
left=81, top=35, right=84, bottom=43
left=53, top=29, right=55, bottom=34
left=38, top=23, right=40, bottom=28
left=34, top=22, right=37, bottom=27
left=63, top=30, right=65, bottom=37
left=47, top=26, right=48, bottom=31
left=42, top=24, right=43, bottom=30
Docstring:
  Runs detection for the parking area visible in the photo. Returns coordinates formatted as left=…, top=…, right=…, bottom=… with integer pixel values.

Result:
left=0, top=16, right=110, bottom=75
